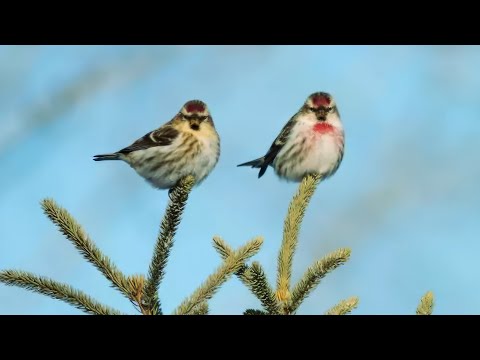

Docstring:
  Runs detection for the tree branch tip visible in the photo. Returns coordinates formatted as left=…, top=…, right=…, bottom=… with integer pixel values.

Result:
left=250, top=236, right=264, bottom=245
left=325, top=296, right=360, bottom=315
left=180, top=175, right=196, bottom=186
left=212, top=235, right=224, bottom=244
left=416, top=290, right=434, bottom=315
left=346, top=296, right=359, bottom=304
left=338, top=247, right=352, bottom=258
left=250, top=261, right=262, bottom=268
left=41, top=197, right=56, bottom=210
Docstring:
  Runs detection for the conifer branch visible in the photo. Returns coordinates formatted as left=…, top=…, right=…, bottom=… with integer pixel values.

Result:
left=289, top=248, right=351, bottom=314
left=0, top=270, right=123, bottom=315
left=416, top=291, right=434, bottom=315
left=277, top=173, right=321, bottom=302
left=191, top=302, right=209, bottom=315
left=212, top=236, right=249, bottom=284
left=244, top=262, right=280, bottom=314
left=41, top=198, right=134, bottom=300
left=212, top=236, right=232, bottom=259
left=325, top=296, right=359, bottom=315
left=125, top=274, right=156, bottom=315
left=173, top=236, right=263, bottom=315
left=142, top=175, right=195, bottom=314
left=213, top=236, right=279, bottom=314
left=244, top=309, right=268, bottom=315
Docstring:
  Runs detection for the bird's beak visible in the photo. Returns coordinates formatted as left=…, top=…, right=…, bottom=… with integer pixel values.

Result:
left=316, top=109, right=327, bottom=121
left=189, top=118, right=201, bottom=130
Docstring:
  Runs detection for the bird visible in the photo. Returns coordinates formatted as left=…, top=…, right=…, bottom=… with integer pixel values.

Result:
left=238, top=92, right=344, bottom=182
left=93, top=100, right=220, bottom=190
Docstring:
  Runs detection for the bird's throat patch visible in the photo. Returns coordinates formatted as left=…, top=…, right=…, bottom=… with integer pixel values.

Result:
left=313, top=122, right=334, bottom=134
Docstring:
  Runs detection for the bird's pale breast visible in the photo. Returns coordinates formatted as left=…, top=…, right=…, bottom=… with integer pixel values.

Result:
left=124, top=125, right=220, bottom=189
left=273, top=116, right=344, bottom=181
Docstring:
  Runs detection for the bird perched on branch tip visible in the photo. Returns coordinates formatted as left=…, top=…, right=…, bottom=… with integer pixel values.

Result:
left=94, top=100, right=220, bottom=191
left=238, top=92, right=344, bottom=182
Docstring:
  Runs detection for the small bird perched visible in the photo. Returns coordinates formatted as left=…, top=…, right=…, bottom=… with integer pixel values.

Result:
left=94, top=100, right=220, bottom=190
left=238, top=92, right=344, bottom=182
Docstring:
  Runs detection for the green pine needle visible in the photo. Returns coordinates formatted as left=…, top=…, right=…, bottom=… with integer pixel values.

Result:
left=416, top=291, right=434, bottom=315
left=244, top=262, right=280, bottom=314
left=277, top=174, right=321, bottom=301
left=191, top=302, right=209, bottom=315
left=41, top=198, right=134, bottom=300
left=0, top=270, right=123, bottom=315
left=142, top=175, right=195, bottom=314
left=244, top=309, right=268, bottom=315
left=213, top=236, right=279, bottom=314
left=173, top=236, right=263, bottom=315
left=289, top=248, right=351, bottom=313
left=325, top=296, right=359, bottom=315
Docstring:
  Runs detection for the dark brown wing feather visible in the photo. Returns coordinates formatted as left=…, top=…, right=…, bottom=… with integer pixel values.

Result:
left=261, top=116, right=296, bottom=169
left=237, top=115, right=297, bottom=178
left=118, top=126, right=179, bottom=154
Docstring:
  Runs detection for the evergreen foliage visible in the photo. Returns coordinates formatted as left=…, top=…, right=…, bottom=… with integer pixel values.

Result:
left=0, top=174, right=433, bottom=315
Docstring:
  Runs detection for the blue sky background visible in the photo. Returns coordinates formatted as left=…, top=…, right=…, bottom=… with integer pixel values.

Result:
left=1, top=45, right=479, bottom=315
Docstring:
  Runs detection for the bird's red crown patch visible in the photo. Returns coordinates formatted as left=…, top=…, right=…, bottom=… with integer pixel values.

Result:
left=186, top=102, right=205, bottom=113
left=312, top=95, right=331, bottom=107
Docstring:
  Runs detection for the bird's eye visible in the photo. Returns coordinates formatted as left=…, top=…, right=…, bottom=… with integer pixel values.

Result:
left=200, top=116, right=207, bottom=121
left=309, top=106, right=333, bottom=113
left=183, top=115, right=192, bottom=120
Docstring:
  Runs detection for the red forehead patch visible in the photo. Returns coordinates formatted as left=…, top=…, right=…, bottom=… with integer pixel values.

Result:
left=186, top=102, right=205, bottom=113
left=312, top=95, right=331, bottom=107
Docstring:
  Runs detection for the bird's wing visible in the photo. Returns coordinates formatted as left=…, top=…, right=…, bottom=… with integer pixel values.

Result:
left=262, top=116, right=296, bottom=166
left=118, top=126, right=179, bottom=154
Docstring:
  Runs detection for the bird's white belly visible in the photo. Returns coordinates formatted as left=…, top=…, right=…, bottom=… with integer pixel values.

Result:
left=302, top=134, right=341, bottom=175
left=274, top=128, right=343, bottom=182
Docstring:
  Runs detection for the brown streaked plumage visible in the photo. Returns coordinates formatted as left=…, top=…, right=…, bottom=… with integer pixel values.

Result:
left=94, top=100, right=220, bottom=190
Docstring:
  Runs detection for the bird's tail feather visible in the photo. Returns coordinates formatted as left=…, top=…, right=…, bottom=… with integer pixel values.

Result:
left=93, top=153, right=120, bottom=161
left=237, top=156, right=269, bottom=178
left=237, top=157, right=265, bottom=168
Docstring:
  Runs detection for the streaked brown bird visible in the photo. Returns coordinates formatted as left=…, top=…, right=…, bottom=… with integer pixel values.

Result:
left=94, top=100, right=220, bottom=189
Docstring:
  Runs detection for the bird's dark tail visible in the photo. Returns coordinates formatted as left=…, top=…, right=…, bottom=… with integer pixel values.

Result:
left=237, top=156, right=269, bottom=178
left=93, top=153, right=120, bottom=161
